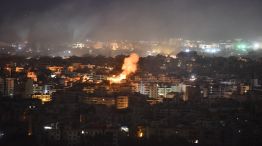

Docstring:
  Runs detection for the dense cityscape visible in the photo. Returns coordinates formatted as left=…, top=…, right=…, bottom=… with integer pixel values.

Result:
left=1, top=49, right=262, bottom=146
left=1, top=38, right=262, bottom=58
left=1, top=0, right=262, bottom=146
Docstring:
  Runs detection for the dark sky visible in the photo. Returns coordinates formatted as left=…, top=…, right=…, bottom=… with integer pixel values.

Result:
left=0, top=0, right=262, bottom=42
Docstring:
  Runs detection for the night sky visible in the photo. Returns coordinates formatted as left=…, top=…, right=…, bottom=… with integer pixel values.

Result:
left=0, top=0, right=262, bottom=42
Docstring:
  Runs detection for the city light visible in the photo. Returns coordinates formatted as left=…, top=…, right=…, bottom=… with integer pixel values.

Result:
left=204, top=48, right=220, bottom=53
left=185, top=49, right=190, bottom=53
left=81, top=130, right=85, bottom=134
left=120, top=126, right=129, bottom=133
left=253, top=42, right=260, bottom=50
left=44, top=126, right=52, bottom=130
left=0, top=131, right=4, bottom=139
left=51, top=74, right=56, bottom=78
left=137, top=127, right=144, bottom=138
left=138, top=131, right=144, bottom=138
left=190, top=75, right=197, bottom=81
left=236, top=43, right=248, bottom=51
left=194, top=139, right=199, bottom=144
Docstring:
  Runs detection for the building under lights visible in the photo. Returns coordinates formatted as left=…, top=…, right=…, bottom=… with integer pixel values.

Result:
left=0, top=78, right=15, bottom=97
left=32, top=94, right=52, bottom=104
left=116, top=96, right=128, bottom=109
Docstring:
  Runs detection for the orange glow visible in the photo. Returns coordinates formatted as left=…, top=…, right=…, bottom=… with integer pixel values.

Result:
left=139, top=132, right=143, bottom=138
left=27, top=72, right=37, bottom=82
left=108, top=53, right=139, bottom=83
left=108, top=74, right=127, bottom=84
left=137, top=129, right=144, bottom=138
left=32, top=94, right=52, bottom=104
left=47, top=66, right=63, bottom=72
left=15, top=67, right=24, bottom=73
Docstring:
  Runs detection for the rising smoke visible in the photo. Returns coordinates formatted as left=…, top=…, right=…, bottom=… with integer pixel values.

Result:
left=1, top=0, right=262, bottom=43
left=108, top=53, right=139, bottom=83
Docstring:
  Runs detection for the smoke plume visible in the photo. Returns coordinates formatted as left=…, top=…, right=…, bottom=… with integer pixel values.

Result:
left=108, top=53, right=139, bottom=83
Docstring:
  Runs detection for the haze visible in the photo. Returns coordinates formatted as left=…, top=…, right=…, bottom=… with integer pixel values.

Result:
left=0, top=0, right=262, bottom=43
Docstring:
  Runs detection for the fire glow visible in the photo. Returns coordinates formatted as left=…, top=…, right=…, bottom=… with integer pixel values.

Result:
left=108, top=53, right=139, bottom=84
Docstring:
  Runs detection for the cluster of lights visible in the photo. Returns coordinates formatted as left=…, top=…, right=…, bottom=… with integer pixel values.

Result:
left=236, top=43, right=248, bottom=51
left=204, top=48, right=220, bottom=53
left=29, top=105, right=36, bottom=109
left=72, top=42, right=85, bottom=49
left=236, top=42, right=261, bottom=51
